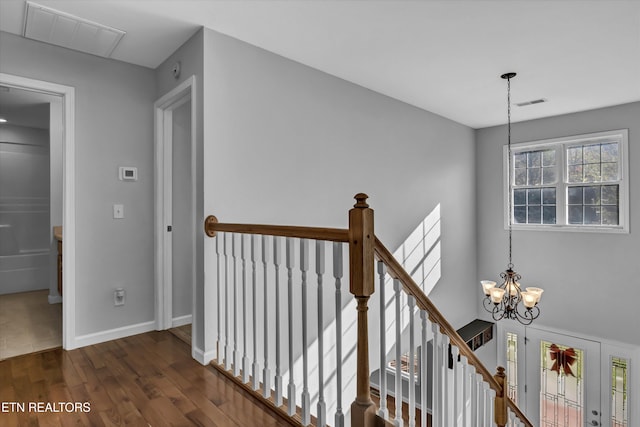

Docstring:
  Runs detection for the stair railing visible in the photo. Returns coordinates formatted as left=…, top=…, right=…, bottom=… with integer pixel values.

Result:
left=204, top=193, right=532, bottom=427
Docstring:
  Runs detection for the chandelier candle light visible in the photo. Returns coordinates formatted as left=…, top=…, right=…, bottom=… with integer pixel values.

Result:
left=482, top=72, right=544, bottom=325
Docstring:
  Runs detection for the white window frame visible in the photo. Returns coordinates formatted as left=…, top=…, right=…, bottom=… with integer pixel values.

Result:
left=504, top=129, right=629, bottom=233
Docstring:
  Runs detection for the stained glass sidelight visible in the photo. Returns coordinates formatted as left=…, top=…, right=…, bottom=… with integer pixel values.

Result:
left=611, top=357, right=628, bottom=427
left=506, top=332, right=518, bottom=402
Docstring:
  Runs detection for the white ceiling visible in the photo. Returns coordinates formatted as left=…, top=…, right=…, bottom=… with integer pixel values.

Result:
left=1, top=0, right=639, bottom=128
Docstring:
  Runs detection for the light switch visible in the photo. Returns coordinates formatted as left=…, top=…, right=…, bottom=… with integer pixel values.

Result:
left=113, top=204, right=124, bottom=219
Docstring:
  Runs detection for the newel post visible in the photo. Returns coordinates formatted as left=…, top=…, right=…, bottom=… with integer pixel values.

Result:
left=494, top=366, right=508, bottom=427
left=349, top=193, right=377, bottom=427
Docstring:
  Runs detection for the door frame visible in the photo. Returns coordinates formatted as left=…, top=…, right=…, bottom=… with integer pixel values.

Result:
left=154, top=76, right=197, bottom=331
left=0, top=73, right=76, bottom=350
left=525, top=326, right=601, bottom=427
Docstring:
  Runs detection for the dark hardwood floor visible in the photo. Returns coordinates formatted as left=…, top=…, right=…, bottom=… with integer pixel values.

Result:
left=0, top=331, right=287, bottom=426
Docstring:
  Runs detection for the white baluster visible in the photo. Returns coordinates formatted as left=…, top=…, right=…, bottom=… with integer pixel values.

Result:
left=476, top=374, right=485, bottom=427
left=451, top=345, right=460, bottom=427
left=333, top=242, right=344, bottom=427
left=232, top=234, right=239, bottom=376
left=407, top=295, right=416, bottom=427
left=316, top=241, right=326, bottom=427
left=485, top=385, right=495, bottom=427
left=442, top=334, right=450, bottom=426
left=461, top=355, right=469, bottom=427
left=241, top=234, right=249, bottom=383
left=224, top=232, right=230, bottom=370
left=393, top=279, right=403, bottom=427
left=300, top=238, right=310, bottom=426
left=215, top=233, right=221, bottom=362
left=420, top=310, right=429, bottom=427
left=431, top=323, right=440, bottom=427
left=262, top=235, right=271, bottom=398
left=251, top=235, right=260, bottom=390
left=286, top=237, right=296, bottom=416
left=273, top=236, right=283, bottom=406
left=377, top=261, right=389, bottom=420
left=469, top=366, right=477, bottom=427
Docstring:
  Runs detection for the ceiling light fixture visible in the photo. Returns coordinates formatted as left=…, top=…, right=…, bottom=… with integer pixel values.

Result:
left=481, top=72, right=543, bottom=325
left=0, top=118, right=7, bottom=123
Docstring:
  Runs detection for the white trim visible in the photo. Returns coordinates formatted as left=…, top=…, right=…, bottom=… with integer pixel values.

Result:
left=153, top=76, right=197, bottom=333
left=74, top=320, right=156, bottom=348
left=504, top=129, right=630, bottom=233
left=48, top=294, right=62, bottom=304
left=192, top=345, right=215, bottom=366
left=0, top=73, right=76, bottom=350
left=172, top=314, right=192, bottom=328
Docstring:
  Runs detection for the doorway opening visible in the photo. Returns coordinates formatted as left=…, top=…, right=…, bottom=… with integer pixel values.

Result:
left=0, top=72, right=76, bottom=352
left=154, top=76, right=196, bottom=348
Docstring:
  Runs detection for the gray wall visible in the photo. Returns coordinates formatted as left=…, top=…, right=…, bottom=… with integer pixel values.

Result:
left=201, top=28, right=477, bottom=329
left=0, top=31, right=157, bottom=336
left=476, top=102, right=640, bottom=346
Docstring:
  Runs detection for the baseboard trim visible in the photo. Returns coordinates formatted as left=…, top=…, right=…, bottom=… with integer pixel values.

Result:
left=172, top=314, right=192, bottom=328
left=74, top=320, right=156, bottom=348
left=48, top=294, right=62, bottom=304
left=192, top=345, right=215, bottom=366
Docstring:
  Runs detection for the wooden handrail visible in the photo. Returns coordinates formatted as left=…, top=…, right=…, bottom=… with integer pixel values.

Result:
left=507, top=396, right=533, bottom=427
left=374, top=236, right=534, bottom=427
left=373, top=237, right=501, bottom=390
left=204, top=215, right=350, bottom=242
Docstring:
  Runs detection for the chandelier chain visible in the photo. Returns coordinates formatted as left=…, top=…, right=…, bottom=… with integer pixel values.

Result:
left=507, top=75, right=513, bottom=268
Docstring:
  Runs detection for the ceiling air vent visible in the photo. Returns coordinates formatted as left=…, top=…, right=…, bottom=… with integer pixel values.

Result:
left=23, top=2, right=125, bottom=58
left=515, top=98, right=547, bottom=107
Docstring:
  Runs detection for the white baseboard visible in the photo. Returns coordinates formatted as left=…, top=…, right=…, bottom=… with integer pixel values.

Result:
left=192, top=345, right=215, bottom=366
left=73, top=320, right=156, bottom=348
left=172, top=314, right=192, bottom=328
left=48, top=294, right=62, bottom=304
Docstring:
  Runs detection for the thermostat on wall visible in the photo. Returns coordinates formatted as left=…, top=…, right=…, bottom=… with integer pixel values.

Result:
left=119, top=166, right=138, bottom=181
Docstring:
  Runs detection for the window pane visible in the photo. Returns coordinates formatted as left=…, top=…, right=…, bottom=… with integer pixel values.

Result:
left=568, top=187, right=583, bottom=205
left=542, top=188, right=556, bottom=205
left=542, top=150, right=556, bottom=166
left=527, top=188, right=541, bottom=205
left=601, top=143, right=619, bottom=163
left=602, top=162, right=619, bottom=181
left=528, top=151, right=541, bottom=167
left=568, top=165, right=583, bottom=183
left=568, top=206, right=583, bottom=224
left=514, top=168, right=527, bottom=186
left=514, top=206, right=527, bottom=224
left=514, top=189, right=526, bottom=205
left=601, top=185, right=619, bottom=205
left=584, top=163, right=601, bottom=182
left=584, top=186, right=600, bottom=205
left=528, top=168, right=541, bottom=185
left=584, top=206, right=601, bottom=225
left=583, top=144, right=601, bottom=163
left=543, top=206, right=556, bottom=224
left=514, top=153, right=527, bottom=168
left=528, top=206, right=541, bottom=224
left=567, top=146, right=582, bottom=165
left=542, top=167, right=556, bottom=184
left=602, top=206, right=619, bottom=225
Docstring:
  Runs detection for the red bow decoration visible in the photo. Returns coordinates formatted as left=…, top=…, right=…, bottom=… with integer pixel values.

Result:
left=549, top=344, right=577, bottom=377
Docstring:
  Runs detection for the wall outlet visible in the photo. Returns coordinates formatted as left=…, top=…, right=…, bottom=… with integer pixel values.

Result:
left=114, top=288, right=125, bottom=306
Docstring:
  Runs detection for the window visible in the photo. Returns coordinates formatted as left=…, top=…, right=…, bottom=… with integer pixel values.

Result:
left=505, top=129, right=629, bottom=233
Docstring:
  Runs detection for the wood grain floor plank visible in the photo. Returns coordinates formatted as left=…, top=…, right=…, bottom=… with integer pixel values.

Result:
left=0, top=331, right=295, bottom=427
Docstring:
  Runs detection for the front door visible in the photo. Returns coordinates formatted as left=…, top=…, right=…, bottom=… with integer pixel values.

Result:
left=525, top=327, right=601, bottom=427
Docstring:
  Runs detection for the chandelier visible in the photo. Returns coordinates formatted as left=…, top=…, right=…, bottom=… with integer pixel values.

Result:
left=481, top=72, right=543, bottom=325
